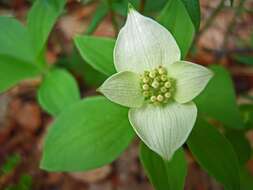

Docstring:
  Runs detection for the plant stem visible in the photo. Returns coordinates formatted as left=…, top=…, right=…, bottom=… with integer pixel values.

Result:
left=107, top=0, right=119, bottom=36
left=139, top=0, right=146, bottom=13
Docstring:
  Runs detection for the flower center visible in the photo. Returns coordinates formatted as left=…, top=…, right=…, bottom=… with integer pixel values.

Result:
left=140, top=65, right=175, bottom=105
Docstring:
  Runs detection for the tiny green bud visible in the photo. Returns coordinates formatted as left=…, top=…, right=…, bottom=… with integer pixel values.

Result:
left=165, top=92, right=171, bottom=98
left=158, top=67, right=166, bottom=75
left=142, top=84, right=149, bottom=90
left=161, top=87, right=167, bottom=93
left=140, top=65, right=174, bottom=105
left=165, top=81, right=171, bottom=88
left=150, top=96, right=156, bottom=102
left=151, top=81, right=159, bottom=89
left=149, top=71, right=156, bottom=78
left=160, top=75, right=167, bottom=81
left=143, top=91, right=149, bottom=97
left=157, top=95, right=164, bottom=102
left=154, top=102, right=160, bottom=106
left=144, top=71, right=149, bottom=76
left=142, top=77, right=149, bottom=83
left=154, top=77, right=160, bottom=82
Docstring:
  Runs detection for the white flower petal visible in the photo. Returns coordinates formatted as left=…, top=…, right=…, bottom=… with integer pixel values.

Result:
left=98, top=71, right=144, bottom=108
left=114, top=8, right=180, bottom=73
left=167, top=61, right=213, bottom=103
left=129, top=101, right=197, bottom=160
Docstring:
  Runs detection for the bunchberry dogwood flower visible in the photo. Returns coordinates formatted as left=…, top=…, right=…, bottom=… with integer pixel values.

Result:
left=98, top=5, right=213, bottom=160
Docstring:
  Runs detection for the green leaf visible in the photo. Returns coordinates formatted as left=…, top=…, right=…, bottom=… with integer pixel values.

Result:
left=180, top=0, right=200, bottom=31
left=234, top=55, right=253, bottom=66
left=195, top=65, right=243, bottom=128
left=187, top=118, right=240, bottom=190
left=41, top=96, right=134, bottom=171
left=240, top=104, right=253, bottom=129
left=111, top=0, right=138, bottom=16
left=144, top=0, right=168, bottom=13
left=240, top=167, right=253, bottom=190
left=225, top=130, right=251, bottom=165
left=74, top=35, right=116, bottom=76
left=27, top=0, right=67, bottom=56
left=158, top=0, right=195, bottom=58
left=57, top=49, right=107, bottom=87
left=0, top=16, right=34, bottom=62
left=78, top=0, right=95, bottom=4
left=140, top=144, right=187, bottom=190
left=82, top=62, right=107, bottom=86
left=16, top=175, right=32, bottom=190
left=1, top=154, right=21, bottom=175
left=0, top=55, right=40, bottom=93
left=85, top=2, right=109, bottom=34
left=0, top=16, right=42, bottom=92
left=38, top=69, right=80, bottom=116
left=5, top=175, right=32, bottom=190
left=112, top=0, right=167, bottom=15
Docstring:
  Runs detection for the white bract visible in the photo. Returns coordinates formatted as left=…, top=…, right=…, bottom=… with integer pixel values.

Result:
left=98, top=5, right=213, bottom=160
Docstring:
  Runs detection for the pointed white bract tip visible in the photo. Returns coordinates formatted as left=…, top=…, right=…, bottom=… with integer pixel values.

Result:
left=128, top=3, right=135, bottom=13
left=96, top=87, right=101, bottom=93
left=129, top=102, right=197, bottom=167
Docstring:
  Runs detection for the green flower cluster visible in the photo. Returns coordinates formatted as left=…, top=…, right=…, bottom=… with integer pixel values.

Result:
left=140, top=65, right=175, bottom=105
